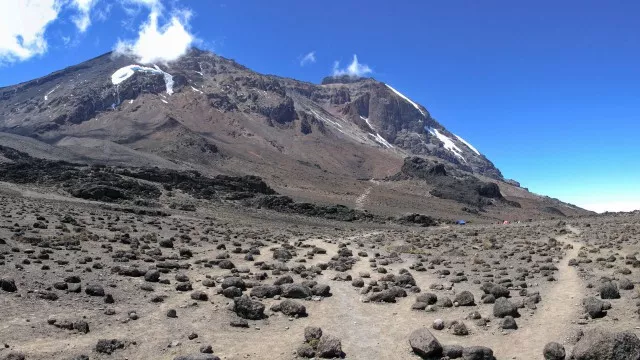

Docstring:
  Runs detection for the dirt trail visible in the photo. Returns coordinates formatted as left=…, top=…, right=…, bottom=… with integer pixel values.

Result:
left=478, top=226, right=584, bottom=359
left=354, top=179, right=379, bottom=211
left=3, top=228, right=589, bottom=360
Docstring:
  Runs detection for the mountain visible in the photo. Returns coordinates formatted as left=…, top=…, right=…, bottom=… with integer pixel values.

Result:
left=0, top=48, right=591, bottom=221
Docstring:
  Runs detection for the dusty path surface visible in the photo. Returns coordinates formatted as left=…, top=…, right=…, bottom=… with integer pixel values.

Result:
left=354, top=179, right=379, bottom=211
left=1, top=194, right=602, bottom=360
left=476, top=227, right=584, bottom=359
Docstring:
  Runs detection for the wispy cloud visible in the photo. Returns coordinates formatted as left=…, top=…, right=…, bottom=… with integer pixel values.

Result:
left=0, top=0, right=60, bottom=63
left=300, top=51, right=316, bottom=66
left=332, top=54, right=372, bottom=77
left=70, top=0, right=99, bottom=33
left=94, top=3, right=113, bottom=22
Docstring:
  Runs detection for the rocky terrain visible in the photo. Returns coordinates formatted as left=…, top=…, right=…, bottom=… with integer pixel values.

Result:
left=2, top=48, right=636, bottom=360
left=1, top=174, right=640, bottom=359
left=0, top=49, right=590, bottom=223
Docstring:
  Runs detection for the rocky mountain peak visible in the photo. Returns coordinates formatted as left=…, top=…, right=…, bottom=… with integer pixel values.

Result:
left=0, top=48, right=503, bottom=184
left=320, top=75, right=374, bottom=85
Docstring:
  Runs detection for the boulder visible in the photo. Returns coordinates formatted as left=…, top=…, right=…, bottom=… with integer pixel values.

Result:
left=543, top=342, right=565, bottom=360
left=281, top=284, right=312, bottom=299
left=0, top=278, right=17, bottom=292
left=583, top=297, right=606, bottom=319
left=250, top=285, right=282, bottom=298
left=233, top=295, right=265, bottom=320
left=571, top=330, right=640, bottom=360
left=271, top=299, right=307, bottom=317
left=493, top=297, right=518, bottom=318
left=443, top=344, right=464, bottom=359
left=454, top=291, right=475, bottom=306
left=599, top=282, right=621, bottom=299
left=316, top=335, right=344, bottom=358
left=462, top=346, right=495, bottom=360
left=409, top=328, right=442, bottom=358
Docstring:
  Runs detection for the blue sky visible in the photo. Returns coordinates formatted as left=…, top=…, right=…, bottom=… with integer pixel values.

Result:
left=1, top=0, right=639, bottom=212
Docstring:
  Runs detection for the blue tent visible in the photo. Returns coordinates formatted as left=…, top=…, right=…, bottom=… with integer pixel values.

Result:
left=456, top=220, right=466, bottom=225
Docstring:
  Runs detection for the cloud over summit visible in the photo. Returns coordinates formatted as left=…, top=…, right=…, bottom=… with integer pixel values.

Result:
left=0, top=0, right=196, bottom=65
left=114, top=6, right=195, bottom=64
left=332, top=54, right=372, bottom=77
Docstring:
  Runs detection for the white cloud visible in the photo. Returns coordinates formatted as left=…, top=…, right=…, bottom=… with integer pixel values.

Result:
left=0, top=0, right=194, bottom=65
left=114, top=5, right=194, bottom=64
left=0, top=0, right=60, bottom=63
left=300, top=51, right=316, bottom=66
left=71, top=0, right=98, bottom=33
left=332, top=54, right=372, bottom=77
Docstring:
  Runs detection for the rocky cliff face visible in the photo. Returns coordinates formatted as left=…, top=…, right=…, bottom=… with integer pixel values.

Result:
left=0, top=48, right=501, bottom=179
left=0, top=48, right=593, bottom=221
left=286, top=75, right=502, bottom=178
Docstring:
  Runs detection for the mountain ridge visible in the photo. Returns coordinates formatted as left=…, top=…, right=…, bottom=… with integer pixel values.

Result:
left=0, top=48, right=592, bottom=221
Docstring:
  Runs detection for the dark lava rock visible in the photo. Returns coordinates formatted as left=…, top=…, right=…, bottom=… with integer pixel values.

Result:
left=173, top=354, right=221, bottom=360
left=571, top=330, right=640, bottom=360
left=500, top=316, right=517, bottom=330
left=175, top=283, right=193, bottom=292
left=311, top=284, right=331, bottom=297
left=316, top=335, right=344, bottom=358
left=0, top=278, right=17, bottom=292
left=221, top=277, right=245, bottom=290
left=493, top=297, right=518, bottom=318
left=462, top=346, right=495, bottom=360
left=543, top=342, right=565, bottom=360
left=367, top=289, right=397, bottom=303
left=250, top=285, right=281, bottom=298
left=271, top=299, right=307, bottom=317
left=222, top=286, right=243, bottom=298
left=452, top=322, right=469, bottom=336
left=281, top=284, right=312, bottom=299
left=305, top=326, right=323, bottom=342
left=481, top=282, right=510, bottom=298
left=417, top=293, right=438, bottom=305
left=599, top=282, right=621, bottom=299
left=2, top=352, right=26, bottom=360
left=619, top=278, right=634, bottom=290
left=95, top=339, right=125, bottom=354
left=297, top=344, right=316, bottom=358
left=454, top=291, right=475, bottom=306
left=190, top=291, right=208, bottom=301
left=233, top=295, right=265, bottom=320
left=144, top=270, right=160, bottom=282
left=409, top=328, right=442, bottom=359
left=85, top=284, right=105, bottom=297
left=230, top=318, right=249, bottom=328
left=583, top=297, right=606, bottom=319
left=443, top=344, right=464, bottom=359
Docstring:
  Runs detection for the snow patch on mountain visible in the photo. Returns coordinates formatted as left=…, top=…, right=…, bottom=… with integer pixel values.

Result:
left=454, top=134, right=481, bottom=156
left=372, top=133, right=393, bottom=148
left=111, top=64, right=174, bottom=95
left=44, top=85, right=60, bottom=101
left=361, top=115, right=374, bottom=129
left=362, top=116, right=393, bottom=149
left=426, top=126, right=465, bottom=161
left=385, top=84, right=426, bottom=117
